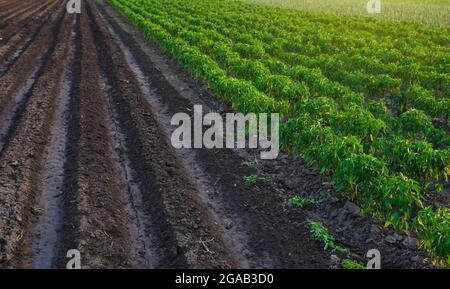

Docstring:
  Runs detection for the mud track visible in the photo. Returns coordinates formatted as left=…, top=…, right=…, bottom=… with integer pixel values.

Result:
left=0, top=0, right=431, bottom=268
left=0, top=0, right=53, bottom=42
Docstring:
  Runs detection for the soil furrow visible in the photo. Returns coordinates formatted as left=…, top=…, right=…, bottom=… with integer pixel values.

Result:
left=0, top=8, right=72, bottom=267
left=0, top=1, right=65, bottom=114
left=103, top=74, right=159, bottom=268
left=55, top=13, right=82, bottom=269
left=0, top=0, right=50, bottom=33
left=32, top=15, right=77, bottom=269
left=97, top=4, right=262, bottom=268
left=88, top=1, right=240, bottom=268
left=55, top=3, right=134, bottom=268
left=0, top=0, right=34, bottom=20
left=0, top=4, right=66, bottom=156
left=0, top=1, right=20, bottom=13
left=0, top=0, right=58, bottom=62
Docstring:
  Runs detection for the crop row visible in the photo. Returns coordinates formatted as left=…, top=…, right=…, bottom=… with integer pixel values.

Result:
left=125, top=0, right=449, bottom=123
left=195, top=1, right=449, bottom=111
left=117, top=0, right=449, bottom=156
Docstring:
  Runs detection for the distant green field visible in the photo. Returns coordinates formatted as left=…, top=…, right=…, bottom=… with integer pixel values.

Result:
left=244, top=0, right=450, bottom=26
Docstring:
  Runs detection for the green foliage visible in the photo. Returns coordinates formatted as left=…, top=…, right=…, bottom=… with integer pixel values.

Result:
left=241, top=159, right=259, bottom=166
left=399, top=109, right=433, bottom=136
left=308, top=220, right=350, bottom=255
left=414, top=207, right=450, bottom=267
left=244, top=0, right=450, bottom=27
left=380, top=174, right=423, bottom=230
left=243, top=174, right=271, bottom=184
left=291, top=196, right=319, bottom=208
left=341, top=259, right=365, bottom=269
left=379, top=137, right=450, bottom=184
left=333, top=154, right=387, bottom=198
left=330, top=105, right=387, bottom=142
left=368, top=99, right=389, bottom=118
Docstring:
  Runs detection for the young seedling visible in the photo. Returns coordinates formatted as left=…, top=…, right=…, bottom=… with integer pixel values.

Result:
left=241, top=159, right=259, bottom=167
left=291, top=192, right=330, bottom=209
left=243, top=174, right=271, bottom=184
left=290, top=196, right=320, bottom=208
left=307, top=219, right=350, bottom=256
left=341, top=259, right=365, bottom=269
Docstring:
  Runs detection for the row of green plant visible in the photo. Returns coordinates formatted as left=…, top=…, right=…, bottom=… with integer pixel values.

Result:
left=118, top=0, right=449, bottom=178
left=125, top=0, right=449, bottom=121
left=162, top=0, right=449, bottom=84
left=116, top=0, right=449, bottom=157
left=180, top=1, right=449, bottom=102
left=124, top=0, right=449, bottom=143
left=244, top=0, right=450, bottom=28
left=109, top=0, right=449, bottom=266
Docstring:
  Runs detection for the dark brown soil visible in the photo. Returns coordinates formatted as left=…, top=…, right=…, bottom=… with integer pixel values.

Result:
left=0, top=1, right=64, bottom=115
left=55, top=3, right=135, bottom=268
left=0, top=0, right=52, bottom=40
left=0, top=0, right=36, bottom=21
left=86, top=1, right=239, bottom=268
left=0, top=0, right=58, bottom=65
left=0, top=3, right=71, bottom=267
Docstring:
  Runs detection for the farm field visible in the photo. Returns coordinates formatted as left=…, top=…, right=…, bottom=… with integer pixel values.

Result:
left=244, top=0, right=450, bottom=26
left=0, top=0, right=448, bottom=270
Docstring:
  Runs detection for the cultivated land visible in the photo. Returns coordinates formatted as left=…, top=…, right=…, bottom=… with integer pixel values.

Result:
left=244, top=0, right=450, bottom=26
left=0, top=0, right=448, bottom=268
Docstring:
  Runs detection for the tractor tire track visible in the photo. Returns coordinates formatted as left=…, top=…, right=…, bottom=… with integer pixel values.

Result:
left=86, top=0, right=240, bottom=268
left=0, top=0, right=52, bottom=39
left=0, top=0, right=35, bottom=21
left=0, top=0, right=59, bottom=62
left=0, top=2, right=66, bottom=156
left=55, top=2, right=135, bottom=268
left=32, top=15, right=77, bottom=269
left=0, top=6, right=72, bottom=267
